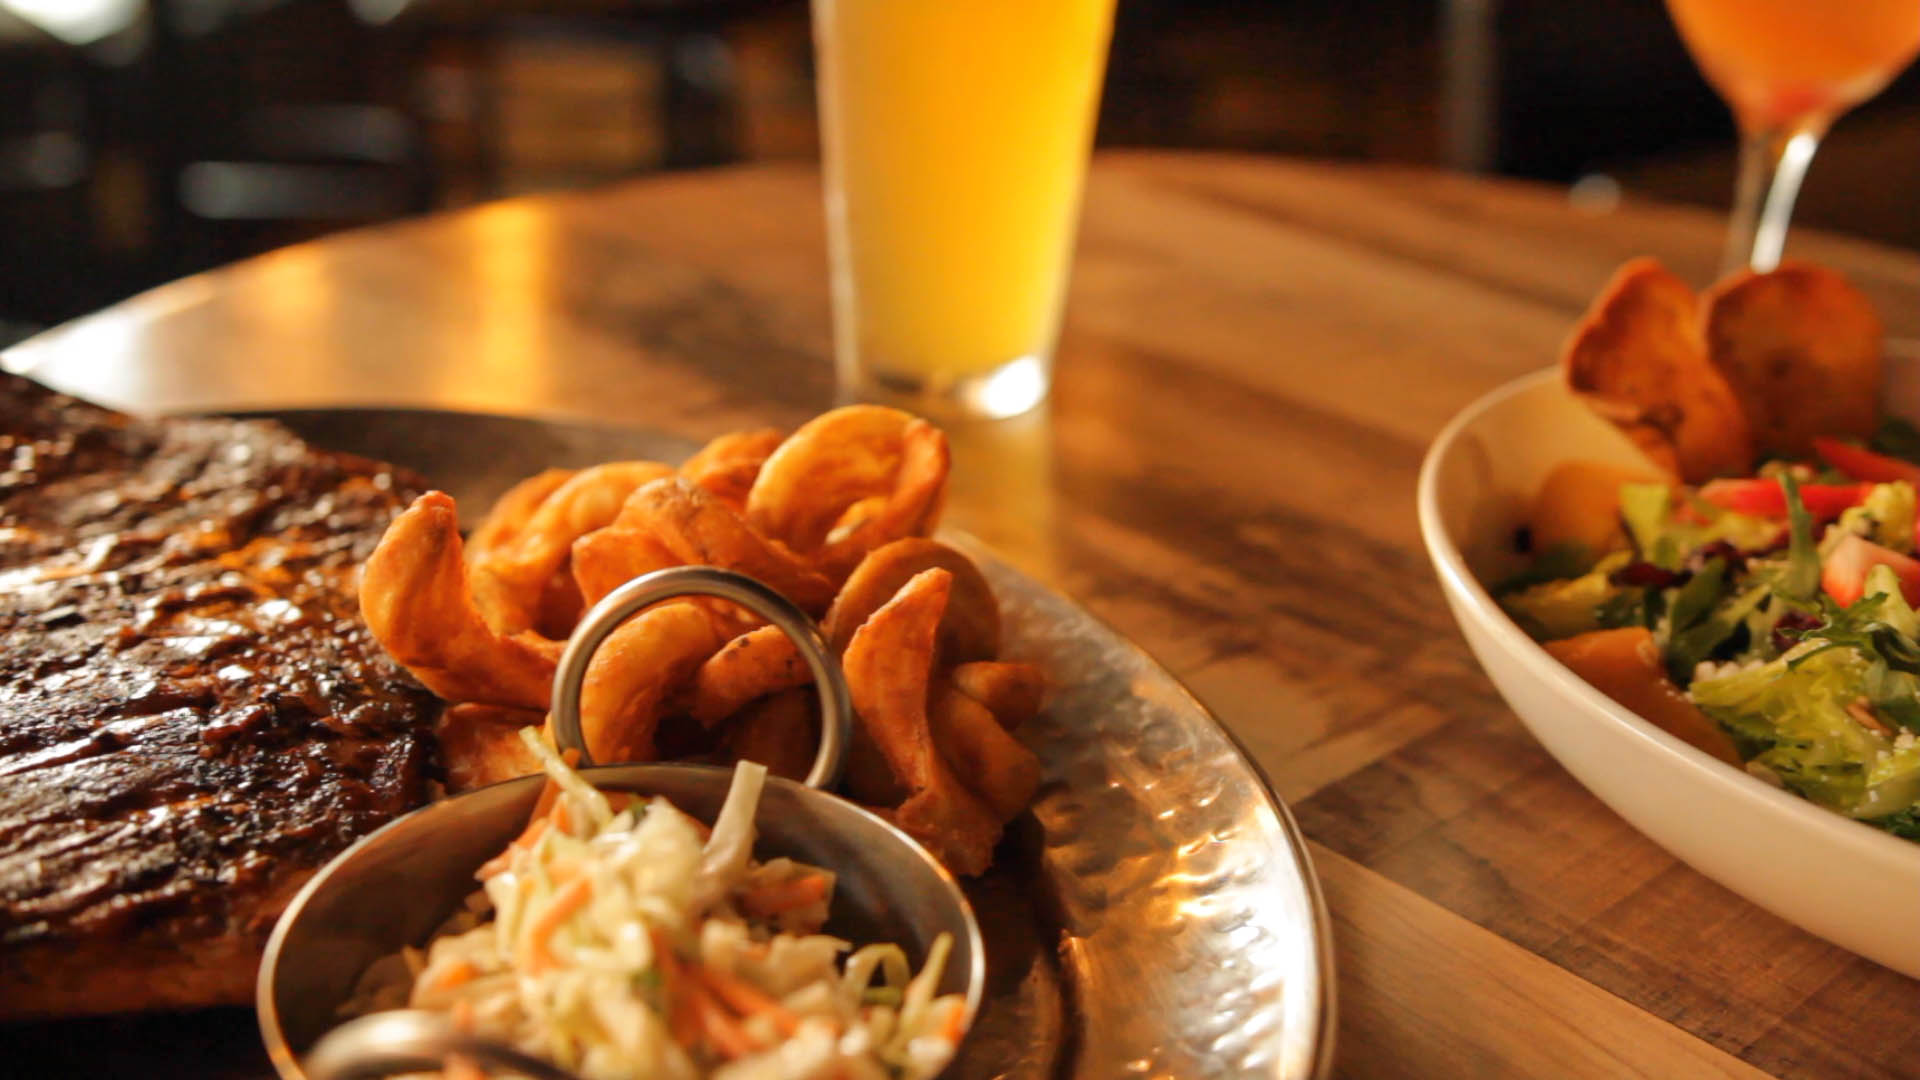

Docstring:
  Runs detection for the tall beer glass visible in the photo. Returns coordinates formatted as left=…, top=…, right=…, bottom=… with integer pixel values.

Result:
left=813, top=0, right=1118, bottom=418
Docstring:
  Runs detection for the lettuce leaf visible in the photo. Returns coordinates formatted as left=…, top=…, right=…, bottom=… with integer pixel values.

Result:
left=1500, top=552, right=1631, bottom=641
left=1693, top=571, right=1920, bottom=823
left=1691, top=646, right=1902, bottom=817
left=1779, top=473, right=1821, bottom=602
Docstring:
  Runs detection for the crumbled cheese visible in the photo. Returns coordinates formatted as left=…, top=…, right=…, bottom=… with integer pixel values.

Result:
left=1692, top=656, right=1766, bottom=685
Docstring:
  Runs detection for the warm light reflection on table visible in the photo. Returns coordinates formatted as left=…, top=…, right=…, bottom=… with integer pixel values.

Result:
left=449, top=201, right=563, bottom=408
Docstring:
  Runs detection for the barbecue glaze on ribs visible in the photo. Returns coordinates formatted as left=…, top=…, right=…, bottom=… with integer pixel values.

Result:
left=0, top=375, right=439, bottom=1019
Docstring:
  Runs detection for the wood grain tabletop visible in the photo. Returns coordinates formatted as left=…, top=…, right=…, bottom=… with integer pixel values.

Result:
left=8, top=151, right=1920, bottom=1079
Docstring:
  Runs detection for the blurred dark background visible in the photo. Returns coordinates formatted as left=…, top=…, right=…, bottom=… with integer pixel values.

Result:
left=4, top=0, right=1919, bottom=344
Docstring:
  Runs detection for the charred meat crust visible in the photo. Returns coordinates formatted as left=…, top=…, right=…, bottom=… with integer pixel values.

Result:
left=0, top=374, right=440, bottom=1019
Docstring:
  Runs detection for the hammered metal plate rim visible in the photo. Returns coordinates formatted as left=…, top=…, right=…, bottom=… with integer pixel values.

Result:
left=232, top=405, right=1338, bottom=1080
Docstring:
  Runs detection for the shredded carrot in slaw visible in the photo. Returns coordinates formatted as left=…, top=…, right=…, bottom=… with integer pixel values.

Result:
left=694, top=963, right=803, bottom=1037
left=475, top=817, right=548, bottom=880
left=739, top=872, right=830, bottom=918
left=343, top=749, right=968, bottom=1079
left=518, top=873, right=592, bottom=974
left=691, top=980, right=760, bottom=1059
left=424, top=958, right=476, bottom=994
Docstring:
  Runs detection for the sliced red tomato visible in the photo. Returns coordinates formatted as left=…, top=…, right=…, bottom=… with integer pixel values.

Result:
left=1811, top=437, right=1920, bottom=486
left=1697, top=478, right=1872, bottom=520
left=1821, top=532, right=1920, bottom=607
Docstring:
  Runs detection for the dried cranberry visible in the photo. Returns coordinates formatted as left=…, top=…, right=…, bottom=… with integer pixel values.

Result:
left=1771, top=609, right=1823, bottom=653
left=1611, top=562, right=1686, bottom=588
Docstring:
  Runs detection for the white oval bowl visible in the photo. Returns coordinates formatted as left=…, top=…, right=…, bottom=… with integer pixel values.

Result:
left=1417, top=363, right=1920, bottom=978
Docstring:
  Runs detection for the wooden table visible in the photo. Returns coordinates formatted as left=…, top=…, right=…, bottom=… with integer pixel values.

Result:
left=8, top=153, right=1920, bottom=1079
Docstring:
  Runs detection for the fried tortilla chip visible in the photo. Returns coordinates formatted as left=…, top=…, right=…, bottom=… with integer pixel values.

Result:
left=1703, top=261, right=1883, bottom=458
left=1561, top=257, right=1753, bottom=482
left=823, top=538, right=999, bottom=664
left=360, top=491, right=563, bottom=710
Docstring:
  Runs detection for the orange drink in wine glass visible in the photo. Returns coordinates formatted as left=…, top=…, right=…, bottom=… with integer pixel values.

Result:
left=1664, top=0, right=1920, bottom=271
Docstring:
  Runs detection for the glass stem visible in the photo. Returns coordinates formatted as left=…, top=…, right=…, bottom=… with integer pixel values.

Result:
left=1726, top=121, right=1824, bottom=275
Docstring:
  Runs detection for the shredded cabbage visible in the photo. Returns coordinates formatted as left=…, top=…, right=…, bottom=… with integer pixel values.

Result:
left=343, top=747, right=966, bottom=1079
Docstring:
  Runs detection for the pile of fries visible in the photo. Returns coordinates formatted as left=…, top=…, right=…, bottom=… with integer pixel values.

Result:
left=357, top=405, right=1043, bottom=875
left=1563, top=257, right=1883, bottom=481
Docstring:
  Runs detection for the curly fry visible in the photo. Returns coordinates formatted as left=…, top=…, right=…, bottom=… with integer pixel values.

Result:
left=573, top=601, right=727, bottom=764
left=948, top=661, right=1046, bottom=730
left=816, top=420, right=948, bottom=580
left=466, top=468, right=575, bottom=568
left=929, top=682, right=1041, bottom=820
left=684, top=625, right=810, bottom=727
left=824, top=538, right=999, bottom=663
left=842, top=568, right=1000, bottom=875
left=745, top=406, right=949, bottom=580
left=717, top=689, right=818, bottom=781
left=571, top=525, right=680, bottom=610
left=614, top=477, right=837, bottom=616
left=360, top=491, right=562, bottom=709
left=471, top=462, right=676, bottom=634
left=680, top=428, right=784, bottom=510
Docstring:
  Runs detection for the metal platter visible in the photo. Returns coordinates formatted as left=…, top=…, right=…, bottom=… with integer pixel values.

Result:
left=3, top=408, right=1335, bottom=1079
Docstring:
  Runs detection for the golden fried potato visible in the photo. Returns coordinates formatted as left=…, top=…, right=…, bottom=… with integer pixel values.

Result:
left=718, top=688, right=818, bottom=781
left=680, top=428, right=784, bottom=510
left=842, top=567, right=1001, bottom=876
left=570, top=525, right=679, bottom=610
left=574, top=601, right=726, bottom=764
left=613, top=477, right=838, bottom=615
left=437, top=704, right=545, bottom=791
left=948, top=661, right=1047, bottom=730
left=823, top=538, right=999, bottom=663
left=1562, top=257, right=1753, bottom=482
left=844, top=730, right=907, bottom=807
left=532, top=569, right=585, bottom=641
left=1703, top=261, right=1883, bottom=458
left=746, top=405, right=949, bottom=580
left=929, top=683, right=1041, bottom=821
left=466, top=468, right=574, bottom=568
left=360, top=491, right=563, bottom=710
left=470, top=461, right=676, bottom=634
left=684, top=624, right=810, bottom=727
left=817, top=423, right=948, bottom=579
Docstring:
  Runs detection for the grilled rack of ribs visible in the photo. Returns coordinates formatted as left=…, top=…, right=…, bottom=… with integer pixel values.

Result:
left=0, top=374, right=440, bottom=1019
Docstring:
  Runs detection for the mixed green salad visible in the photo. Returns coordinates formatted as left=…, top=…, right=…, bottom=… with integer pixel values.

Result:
left=1500, top=428, right=1920, bottom=842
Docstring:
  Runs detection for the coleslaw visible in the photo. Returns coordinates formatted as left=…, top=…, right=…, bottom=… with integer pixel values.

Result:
left=345, top=730, right=967, bottom=1079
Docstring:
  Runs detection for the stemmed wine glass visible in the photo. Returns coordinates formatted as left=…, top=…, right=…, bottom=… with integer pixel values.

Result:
left=1663, top=0, right=1920, bottom=273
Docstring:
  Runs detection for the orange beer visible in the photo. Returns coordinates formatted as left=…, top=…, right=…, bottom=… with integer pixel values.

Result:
left=813, top=0, right=1117, bottom=416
